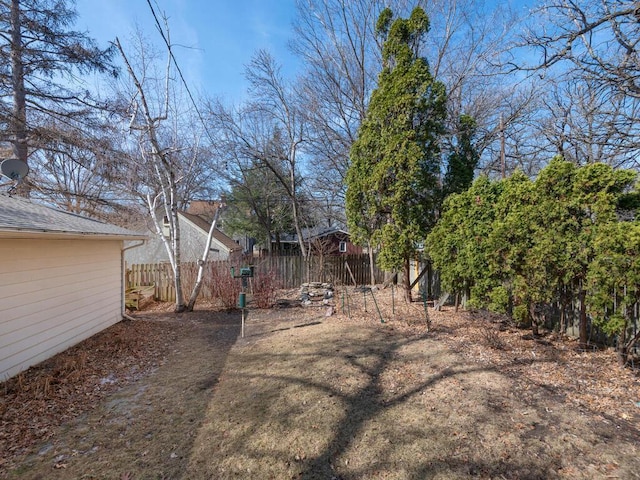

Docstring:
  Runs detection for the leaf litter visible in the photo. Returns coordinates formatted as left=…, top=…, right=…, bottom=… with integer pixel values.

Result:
left=1, top=290, right=639, bottom=479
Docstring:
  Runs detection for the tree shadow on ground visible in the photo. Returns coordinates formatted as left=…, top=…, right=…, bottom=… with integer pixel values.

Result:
left=291, top=331, right=558, bottom=479
left=186, top=316, right=614, bottom=479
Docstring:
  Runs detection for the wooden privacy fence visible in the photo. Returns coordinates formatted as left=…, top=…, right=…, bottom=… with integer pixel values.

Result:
left=254, top=254, right=383, bottom=289
left=126, top=254, right=384, bottom=302
left=126, top=263, right=176, bottom=302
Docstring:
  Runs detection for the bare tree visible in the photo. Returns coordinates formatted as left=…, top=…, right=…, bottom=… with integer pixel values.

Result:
left=0, top=0, right=115, bottom=170
left=536, top=79, right=640, bottom=168
left=28, top=119, right=127, bottom=217
left=115, top=25, right=219, bottom=312
left=208, top=51, right=311, bottom=260
left=514, top=0, right=640, bottom=99
left=292, top=0, right=384, bottom=223
left=476, top=82, right=554, bottom=178
left=186, top=200, right=225, bottom=311
left=293, top=0, right=530, bottom=218
left=207, top=98, right=301, bottom=254
left=505, top=0, right=640, bottom=170
left=245, top=51, right=310, bottom=258
left=421, top=0, right=527, bottom=170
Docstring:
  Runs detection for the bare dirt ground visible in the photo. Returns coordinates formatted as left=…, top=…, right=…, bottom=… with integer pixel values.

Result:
left=1, top=287, right=639, bottom=479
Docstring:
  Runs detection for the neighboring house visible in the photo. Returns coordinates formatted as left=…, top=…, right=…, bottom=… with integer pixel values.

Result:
left=124, top=207, right=242, bottom=265
left=186, top=200, right=220, bottom=217
left=0, top=193, right=145, bottom=380
left=270, top=227, right=362, bottom=256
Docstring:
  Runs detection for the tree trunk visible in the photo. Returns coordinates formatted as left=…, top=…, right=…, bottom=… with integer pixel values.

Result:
left=403, top=257, right=412, bottom=302
left=289, top=158, right=308, bottom=262
left=170, top=195, right=186, bottom=313
left=116, top=37, right=185, bottom=312
left=617, top=312, right=627, bottom=367
left=578, top=287, right=588, bottom=350
left=274, top=232, right=281, bottom=254
left=368, top=241, right=376, bottom=286
left=559, top=287, right=568, bottom=339
left=617, top=344, right=628, bottom=367
left=10, top=0, right=28, bottom=166
left=621, top=328, right=640, bottom=368
left=530, top=302, right=539, bottom=336
left=266, top=230, right=273, bottom=255
left=617, top=308, right=632, bottom=367
left=186, top=204, right=224, bottom=311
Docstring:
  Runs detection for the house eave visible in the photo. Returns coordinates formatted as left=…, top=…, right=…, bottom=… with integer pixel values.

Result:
left=0, top=228, right=147, bottom=241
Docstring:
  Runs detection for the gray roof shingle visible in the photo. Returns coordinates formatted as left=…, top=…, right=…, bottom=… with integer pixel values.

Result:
left=0, top=194, right=145, bottom=238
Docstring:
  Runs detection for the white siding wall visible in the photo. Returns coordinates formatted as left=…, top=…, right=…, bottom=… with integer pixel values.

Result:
left=179, top=219, right=229, bottom=262
left=0, top=238, right=123, bottom=380
left=124, top=234, right=169, bottom=265
left=124, top=216, right=230, bottom=265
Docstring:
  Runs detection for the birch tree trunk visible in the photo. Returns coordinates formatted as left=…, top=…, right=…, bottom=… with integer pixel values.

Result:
left=116, top=35, right=187, bottom=312
left=187, top=203, right=225, bottom=311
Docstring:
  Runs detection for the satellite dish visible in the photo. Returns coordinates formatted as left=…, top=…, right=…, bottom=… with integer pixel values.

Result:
left=0, top=158, right=29, bottom=181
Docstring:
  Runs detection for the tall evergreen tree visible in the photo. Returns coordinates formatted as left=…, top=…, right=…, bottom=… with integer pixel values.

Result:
left=0, top=0, right=115, bottom=168
left=443, top=114, right=479, bottom=198
left=345, top=6, right=446, bottom=299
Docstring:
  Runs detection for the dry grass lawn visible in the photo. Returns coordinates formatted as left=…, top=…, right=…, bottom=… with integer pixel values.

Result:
left=2, top=287, right=639, bottom=479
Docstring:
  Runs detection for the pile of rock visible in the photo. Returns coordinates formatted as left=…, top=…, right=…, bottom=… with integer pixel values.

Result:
left=300, top=282, right=334, bottom=306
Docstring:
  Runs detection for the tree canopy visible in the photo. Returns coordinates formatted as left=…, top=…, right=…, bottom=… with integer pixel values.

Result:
left=345, top=6, right=446, bottom=297
left=0, top=0, right=115, bottom=167
left=427, top=158, right=640, bottom=363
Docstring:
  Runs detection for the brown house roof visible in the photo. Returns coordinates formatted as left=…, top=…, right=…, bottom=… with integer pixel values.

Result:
left=187, top=200, right=222, bottom=216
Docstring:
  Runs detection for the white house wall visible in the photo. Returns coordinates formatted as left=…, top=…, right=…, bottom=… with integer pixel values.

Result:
left=179, top=217, right=229, bottom=262
left=124, top=234, right=169, bottom=265
left=124, top=216, right=230, bottom=265
left=0, top=238, right=123, bottom=380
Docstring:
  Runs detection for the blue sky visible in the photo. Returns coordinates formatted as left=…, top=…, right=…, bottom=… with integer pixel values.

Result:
left=74, top=0, right=298, bottom=103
